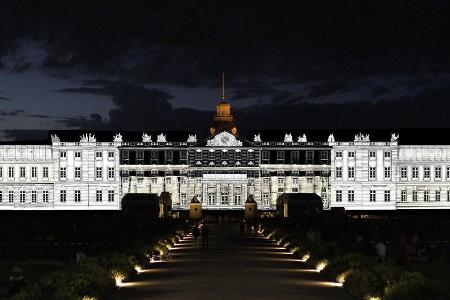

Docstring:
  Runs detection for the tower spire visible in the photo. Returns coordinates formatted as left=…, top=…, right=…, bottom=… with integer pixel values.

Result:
left=221, top=73, right=225, bottom=101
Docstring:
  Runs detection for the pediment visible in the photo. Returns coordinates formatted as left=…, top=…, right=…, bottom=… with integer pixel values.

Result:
left=206, top=131, right=242, bottom=147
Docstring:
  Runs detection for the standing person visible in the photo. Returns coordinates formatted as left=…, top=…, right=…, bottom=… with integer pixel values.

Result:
left=193, top=223, right=200, bottom=249
left=202, top=223, right=209, bottom=249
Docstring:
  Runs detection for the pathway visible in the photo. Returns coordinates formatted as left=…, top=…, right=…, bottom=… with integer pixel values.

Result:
left=109, top=225, right=350, bottom=300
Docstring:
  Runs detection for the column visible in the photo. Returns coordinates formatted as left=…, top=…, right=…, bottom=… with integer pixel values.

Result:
left=216, top=183, right=221, bottom=206
left=230, top=183, right=234, bottom=206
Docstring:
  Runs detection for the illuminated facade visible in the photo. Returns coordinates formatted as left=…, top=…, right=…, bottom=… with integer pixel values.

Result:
left=1, top=97, right=450, bottom=211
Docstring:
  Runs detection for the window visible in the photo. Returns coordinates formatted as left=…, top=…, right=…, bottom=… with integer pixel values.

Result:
left=31, top=191, right=37, bottom=203
left=369, top=151, right=376, bottom=158
left=278, top=177, right=284, bottom=185
left=447, top=167, right=450, bottom=179
left=262, top=193, right=269, bottom=206
left=369, top=167, right=376, bottom=179
left=424, top=190, right=430, bottom=202
left=435, top=191, right=440, bottom=202
left=208, top=151, right=214, bottom=160
left=60, top=190, right=66, bottom=202
left=370, top=190, right=376, bottom=202
left=263, top=178, right=270, bottom=185
left=0, top=191, right=2, bottom=202
left=108, top=190, right=114, bottom=202
left=8, top=166, right=14, bottom=178
left=348, top=190, right=354, bottom=202
left=306, top=151, right=313, bottom=161
left=424, top=167, right=430, bottom=179
left=75, top=190, right=81, bottom=202
left=348, top=151, right=355, bottom=158
left=121, top=151, right=129, bottom=161
left=412, top=190, right=418, bottom=202
left=75, top=151, right=81, bottom=158
left=60, top=167, right=66, bottom=179
left=19, top=191, right=25, bottom=203
left=96, top=190, right=102, bottom=202
left=401, top=167, right=407, bottom=179
left=75, top=167, right=81, bottom=179
left=412, top=167, right=418, bottom=179
left=221, top=193, right=229, bottom=205
left=31, top=167, right=37, bottom=178
left=151, top=178, right=157, bottom=184
left=321, top=151, right=328, bottom=160
left=384, top=167, right=391, bottom=178
left=384, top=190, right=390, bottom=202
left=276, top=151, right=285, bottom=161
left=43, top=191, right=48, bottom=203
left=108, top=152, right=114, bottom=158
left=448, top=190, right=450, bottom=202
left=43, top=167, right=49, bottom=178
left=20, top=167, right=25, bottom=178
left=291, top=151, right=299, bottom=162
left=165, top=151, right=173, bottom=162
left=9, top=191, right=14, bottom=202
left=0, top=166, right=2, bottom=178
left=96, top=167, right=102, bottom=179
left=262, top=151, right=270, bottom=161
left=137, top=151, right=144, bottom=161
left=208, top=194, right=215, bottom=205
left=435, top=167, right=442, bottom=179
left=181, top=193, right=187, bottom=205
left=292, top=177, right=299, bottom=185
left=336, top=167, right=342, bottom=178
left=336, top=190, right=342, bottom=202
left=401, top=190, right=407, bottom=202
left=384, top=151, right=391, bottom=158
left=336, top=151, right=342, bottom=158
left=166, top=177, right=172, bottom=184
left=95, top=151, right=103, bottom=159
left=60, top=151, right=67, bottom=158
left=108, top=167, right=115, bottom=179
left=348, top=167, right=355, bottom=178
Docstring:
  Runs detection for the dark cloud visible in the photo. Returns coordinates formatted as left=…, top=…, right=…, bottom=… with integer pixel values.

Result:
left=308, top=81, right=348, bottom=98
left=370, top=85, right=389, bottom=97
left=0, top=95, right=12, bottom=101
left=0, top=109, right=25, bottom=117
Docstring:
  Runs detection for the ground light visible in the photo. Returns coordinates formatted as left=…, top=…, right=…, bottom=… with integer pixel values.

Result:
left=134, top=265, right=143, bottom=274
left=112, top=270, right=126, bottom=287
left=315, top=259, right=328, bottom=272
left=365, top=296, right=381, bottom=300
left=81, top=296, right=97, bottom=300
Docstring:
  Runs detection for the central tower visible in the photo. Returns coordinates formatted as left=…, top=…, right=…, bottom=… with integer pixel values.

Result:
left=210, top=74, right=239, bottom=136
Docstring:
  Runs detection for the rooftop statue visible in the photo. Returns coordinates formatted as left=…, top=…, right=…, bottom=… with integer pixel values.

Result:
left=51, top=134, right=60, bottom=143
left=157, top=133, right=167, bottom=143
left=113, top=133, right=123, bottom=142
left=327, top=133, right=335, bottom=143
left=284, top=133, right=293, bottom=143
left=187, top=134, right=197, bottom=143
left=391, top=133, right=399, bottom=142
left=298, top=134, right=307, bottom=142
left=80, top=133, right=96, bottom=143
left=354, top=133, right=370, bottom=142
left=253, top=133, right=262, bottom=142
left=142, top=132, right=152, bottom=142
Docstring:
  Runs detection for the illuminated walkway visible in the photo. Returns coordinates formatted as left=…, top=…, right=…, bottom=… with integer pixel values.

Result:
left=109, top=225, right=350, bottom=300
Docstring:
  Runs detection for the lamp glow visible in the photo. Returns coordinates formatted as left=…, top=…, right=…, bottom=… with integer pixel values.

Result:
left=315, top=259, right=328, bottom=272
left=134, top=265, right=143, bottom=273
left=301, top=253, right=310, bottom=262
left=111, top=271, right=126, bottom=287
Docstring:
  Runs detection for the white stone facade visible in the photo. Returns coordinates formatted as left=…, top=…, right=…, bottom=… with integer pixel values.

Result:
left=330, top=138, right=450, bottom=210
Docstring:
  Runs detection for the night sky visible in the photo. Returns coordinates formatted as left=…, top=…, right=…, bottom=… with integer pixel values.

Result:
left=1, top=1, right=450, bottom=140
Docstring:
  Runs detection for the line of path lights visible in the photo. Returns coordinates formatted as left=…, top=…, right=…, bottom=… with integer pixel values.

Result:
left=258, top=224, right=342, bottom=289
left=110, top=230, right=192, bottom=289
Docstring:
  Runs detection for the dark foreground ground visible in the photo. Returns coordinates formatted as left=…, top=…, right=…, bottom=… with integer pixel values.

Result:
left=108, top=224, right=350, bottom=300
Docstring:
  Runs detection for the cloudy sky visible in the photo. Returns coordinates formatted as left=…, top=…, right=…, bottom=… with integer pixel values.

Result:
left=1, top=1, right=450, bottom=140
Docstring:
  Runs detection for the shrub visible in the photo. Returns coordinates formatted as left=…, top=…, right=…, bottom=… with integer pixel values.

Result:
left=343, top=268, right=385, bottom=299
left=383, top=272, right=437, bottom=300
left=323, top=253, right=374, bottom=280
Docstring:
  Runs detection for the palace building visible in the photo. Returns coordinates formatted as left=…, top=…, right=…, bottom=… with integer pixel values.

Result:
left=1, top=93, right=450, bottom=212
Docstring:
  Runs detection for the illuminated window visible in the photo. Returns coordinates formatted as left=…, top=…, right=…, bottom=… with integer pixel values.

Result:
left=370, top=190, right=376, bottom=202
left=348, top=190, right=354, bottom=202
left=75, top=190, right=81, bottom=202
left=96, top=190, right=102, bottom=202
left=336, top=190, right=342, bottom=202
